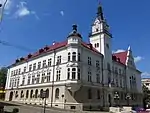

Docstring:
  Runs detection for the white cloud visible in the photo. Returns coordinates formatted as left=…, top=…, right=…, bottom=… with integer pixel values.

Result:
left=113, top=49, right=126, bottom=53
left=142, top=72, right=150, bottom=78
left=134, top=56, right=144, bottom=63
left=60, top=11, right=64, bottom=16
left=15, top=1, right=39, bottom=19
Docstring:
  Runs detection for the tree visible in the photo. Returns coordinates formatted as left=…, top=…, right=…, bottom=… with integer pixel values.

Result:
left=0, top=67, right=7, bottom=88
left=143, top=84, right=150, bottom=108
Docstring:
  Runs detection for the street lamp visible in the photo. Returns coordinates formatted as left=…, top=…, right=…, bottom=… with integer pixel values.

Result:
left=41, top=90, right=47, bottom=113
left=114, top=92, right=120, bottom=107
left=126, top=93, right=131, bottom=106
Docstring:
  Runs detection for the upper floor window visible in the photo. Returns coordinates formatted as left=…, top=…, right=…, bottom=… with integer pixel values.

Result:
left=119, top=69, right=121, bottom=75
left=47, top=72, right=51, bottom=82
left=88, top=71, right=92, bottom=82
left=38, top=62, right=41, bottom=69
left=33, top=63, right=36, bottom=71
left=29, top=64, right=32, bottom=71
left=41, top=73, right=45, bottom=83
left=24, top=67, right=26, bottom=73
left=57, top=56, right=61, bottom=65
left=68, top=52, right=71, bottom=61
left=27, top=75, right=31, bottom=85
left=96, top=60, right=100, bottom=68
left=32, top=74, right=35, bottom=84
left=48, top=58, right=52, bottom=67
left=22, top=76, right=25, bottom=85
left=16, top=69, right=18, bottom=75
left=78, top=68, right=81, bottom=80
left=36, top=74, right=40, bottom=84
left=11, top=71, right=13, bottom=76
left=72, top=68, right=76, bottom=79
left=88, top=57, right=92, bottom=65
left=18, top=68, right=21, bottom=74
left=78, top=53, right=81, bottom=61
left=56, top=70, right=61, bottom=81
left=96, top=74, right=100, bottom=83
left=72, top=52, right=76, bottom=61
left=43, top=60, right=47, bottom=68
left=67, top=68, right=70, bottom=80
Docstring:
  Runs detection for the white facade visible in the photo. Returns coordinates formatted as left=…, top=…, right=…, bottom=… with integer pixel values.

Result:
left=5, top=4, right=143, bottom=111
left=142, top=79, right=150, bottom=90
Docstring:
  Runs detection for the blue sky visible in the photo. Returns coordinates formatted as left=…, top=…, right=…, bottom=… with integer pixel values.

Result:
left=0, top=0, right=149, bottom=78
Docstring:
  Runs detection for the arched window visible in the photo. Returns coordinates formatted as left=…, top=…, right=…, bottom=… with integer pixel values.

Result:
left=26, top=90, right=29, bottom=98
left=40, top=89, right=43, bottom=98
left=21, top=90, right=23, bottom=98
left=30, top=90, right=33, bottom=98
left=67, top=68, right=70, bottom=80
left=68, top=52, right=71, bottom=61
left=55, top=88, right=59, bottom=99
left=46, top=89, right=49, bottom=98
left=72, top=52, right=76, bottom=61
left=35, top=89, right=38, bottom=98
left=72, top=68, right=76, bottom=79
left=95, top=43, right=97, bottom=48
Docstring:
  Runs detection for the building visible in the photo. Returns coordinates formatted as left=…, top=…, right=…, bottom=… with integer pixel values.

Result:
left=5, top=4, right=143, bottom=111
left=142, top=78, right=150, bottom=90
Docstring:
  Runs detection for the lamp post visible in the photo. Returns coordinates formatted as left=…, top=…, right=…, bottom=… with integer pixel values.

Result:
left=126, top=93, right=131, bottom=106
left=41, top=90, right=46, bottom=113
left=114, top=92, right=120, bottom=107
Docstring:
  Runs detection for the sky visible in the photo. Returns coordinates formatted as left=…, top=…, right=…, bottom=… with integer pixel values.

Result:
left=0, top=0, right=149, bottom=78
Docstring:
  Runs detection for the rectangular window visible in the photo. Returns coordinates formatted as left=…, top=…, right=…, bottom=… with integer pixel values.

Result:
left=56, top=70, right=61, bottom=81
left=57, top=56, right=61, bottom=65
left=18, top=68, right=21, bottom=74
left=33, top=63, right=36, bottom=71
left=43, top=60, right=47, bottom=68
left=27, top=76, right=31, bottom=85
left=72, top=52, right=76, bottom=61
left=22, top=77, right=25, bottom=86
left=47, top=72, right=51, bottom=82
left=38, top=62, right=41, bottom=69
left=32, top=75, right=35, bottom=84
left=72, top=68, right=76, bottom=79
left=16, top=69, right=18, bottom=75
left=96, top=74, right=100, bottom=83
left=48, top=58, right=52, bottom=67
left=96, top=60, right=100, bottom=68
left=36, top=74, right=40, bottom=84
left=88, top=57, right=92, bottom=65
left=78, top=68, right=80, bottom=80
left=11, top=71, right=13, bottom=76
left=41, top=73, right=45, bottom=83
left=88, top=71, right=92, bottom=82
left=24, top=67, right=26, bottom=73
left=29, top=64, right=32, bottom=71
left=78, top=53, right=81, bottom=61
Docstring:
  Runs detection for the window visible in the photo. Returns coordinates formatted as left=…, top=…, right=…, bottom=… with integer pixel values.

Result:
left=95, top=43, right=97, bottom=48
left=88, top=89, right=92, bottom=99
left=88, top=71, right=92, bottom=82
left=40, top=89, right=43, bottom=98
left=72, top=52, right=76, bottom=61
left=56, top=70, right=61, bottom=81
left=11, top=71, right=13, bottom=76
left=35, top=89, right=38, bottom=98
left=38, top=62, right=41, bottom=69
left=17, top=78, right=19, bottom=87
left=47, top=72, right=51, bottom=82
left=24, top=67, right=26, bottom=72
left=41, top=73, right=45, bottom=83
left=68, top=52, right=71, bottom=61
left=97, top=43, right=99, bottom=47
left=88, top=57, right=92, bottom=65
left=78, top=68, right=80, bottom=80
left=36, top=74, right=40, bottom=84
left=97, top=90, right=100, bottom=99
left=33, top=63, right=36, bottom=71
left=14, top=70, right=16, bottom=75
left=32, top=75, right=35, bottom=84
left=16, top=69, right=18, bottom=75
left=27, top=75, right=31, bottom=85
left=67, top=68, right=70, bottom=79
left=96, top=74, right=100, bottom=83
left=119, top=69, right=121, bottom=75
left=29, top=64, right=32, bottom=71
left=78, top=53, right=81, bottom=61
left=22, top=76, right=25, bottom=85
left=55, top=88, right=59, bottom=99
left=30, top=90, right=33, bottom=98
left=21, top=90, right=24, bottom=98
left=18, top=68, right=21, bottom=74
left=72, top=68, right=76, bottom=79
left=57, top=56, right=61, bottom=65
left=46, top=89, right=49, bottom=98
left=43, top=60, right=47, bottom=68
left=26, top=90, right=29, bottom=98
left=96, top=60, right=100, bottom=68
left=48, top=58, right=52, bottom=67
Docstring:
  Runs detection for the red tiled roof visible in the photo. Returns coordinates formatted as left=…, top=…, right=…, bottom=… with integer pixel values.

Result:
left=14, top=40, right=101, bottom=64
left=113, top=51, right=128, bottom=65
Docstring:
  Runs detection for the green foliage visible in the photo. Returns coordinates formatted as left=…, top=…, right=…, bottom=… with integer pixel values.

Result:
left=0, top=67, right=7, bottom=88
left=143, top=85, right=150, bottom=104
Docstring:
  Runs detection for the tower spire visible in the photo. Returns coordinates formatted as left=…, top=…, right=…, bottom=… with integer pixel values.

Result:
left=97, top=2, right=104, bottom=20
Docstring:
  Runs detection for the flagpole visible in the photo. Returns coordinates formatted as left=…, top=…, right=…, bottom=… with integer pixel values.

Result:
left=0, top=0, right=8, bottom=25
